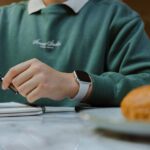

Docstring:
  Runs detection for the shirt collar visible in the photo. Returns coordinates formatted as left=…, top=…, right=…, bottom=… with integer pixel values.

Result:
left=28, top=0, right=88, bottom=14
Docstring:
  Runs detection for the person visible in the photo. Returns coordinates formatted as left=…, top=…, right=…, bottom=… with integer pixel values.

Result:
left=0, top=0, right=150, bottom=107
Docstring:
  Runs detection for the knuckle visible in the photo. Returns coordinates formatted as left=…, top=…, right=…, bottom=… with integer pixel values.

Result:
left=39, top=73, right=46, bottom=80
left=32, top=65, right=41, bottom=73
left=38, top=83, right=47, bottom=90
left=31, top=58, right=39, bottom=63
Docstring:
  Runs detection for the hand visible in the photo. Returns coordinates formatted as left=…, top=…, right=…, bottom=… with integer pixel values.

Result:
left=2, top=58, right=79, bottom=103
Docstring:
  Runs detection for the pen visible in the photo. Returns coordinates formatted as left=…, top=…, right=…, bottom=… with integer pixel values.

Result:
left=75, top=103, right=96, bottom=112
left=0, top=75, right=18, bottom=94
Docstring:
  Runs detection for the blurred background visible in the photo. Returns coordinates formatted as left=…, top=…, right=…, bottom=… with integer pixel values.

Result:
left=124, top=0, right=150, bottom=37
left=0, top=0, right=150, bottom=37
left=0, top=0, right=20, bottom=5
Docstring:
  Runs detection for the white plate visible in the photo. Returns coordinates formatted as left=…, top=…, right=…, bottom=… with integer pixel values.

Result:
left=80, top=108, right=150, bottom=136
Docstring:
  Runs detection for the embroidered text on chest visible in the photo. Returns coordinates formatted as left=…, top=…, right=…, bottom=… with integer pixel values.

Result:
left=33, top=39, right=62, bottom=49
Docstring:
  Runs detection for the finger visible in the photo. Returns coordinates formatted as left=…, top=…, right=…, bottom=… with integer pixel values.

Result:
left=2, top=59, right=36, bottom=89
left=26, top=86, right=42, bottom=103
left=17, top=77, right=38, bottom=97
left=12, top=68, right=33, bottom=88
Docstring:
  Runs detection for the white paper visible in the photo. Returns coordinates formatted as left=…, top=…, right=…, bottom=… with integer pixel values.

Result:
left=0, top=102, right=75, bottom=117
left=0, top=102, right=43, bottom=117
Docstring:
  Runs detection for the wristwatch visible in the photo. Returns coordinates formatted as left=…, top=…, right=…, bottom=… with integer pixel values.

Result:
left=71, top=70, right=92, bottom=101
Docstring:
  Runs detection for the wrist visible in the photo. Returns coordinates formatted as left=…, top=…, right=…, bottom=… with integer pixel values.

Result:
left=71, top=70, right=92, bottom=101
left=63, top=72, right=79, bottom=99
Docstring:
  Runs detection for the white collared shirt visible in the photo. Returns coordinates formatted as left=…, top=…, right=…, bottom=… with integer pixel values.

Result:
left=28, top=0, right=88, bottom=14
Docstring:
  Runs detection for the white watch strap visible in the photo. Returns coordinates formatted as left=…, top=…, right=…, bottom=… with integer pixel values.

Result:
left=71, top=81, right=90, bottom=101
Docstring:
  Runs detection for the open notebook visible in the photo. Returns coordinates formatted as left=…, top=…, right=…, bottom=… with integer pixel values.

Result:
left=0, top=102, right=75, bottom=117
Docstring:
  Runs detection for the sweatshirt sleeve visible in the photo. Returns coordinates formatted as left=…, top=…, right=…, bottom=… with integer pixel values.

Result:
left=88, top=9, right=150, bottom=107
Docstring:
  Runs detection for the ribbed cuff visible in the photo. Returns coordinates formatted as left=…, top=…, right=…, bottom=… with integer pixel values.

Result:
left=88, top=73, right=115, bottom=106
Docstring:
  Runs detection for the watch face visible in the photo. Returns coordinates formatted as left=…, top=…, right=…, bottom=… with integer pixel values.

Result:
left=76, top=70, right=91, bottom=82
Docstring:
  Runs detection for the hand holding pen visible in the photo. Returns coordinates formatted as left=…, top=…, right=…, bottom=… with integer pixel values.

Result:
left=1, top=74, right=94, bottom=112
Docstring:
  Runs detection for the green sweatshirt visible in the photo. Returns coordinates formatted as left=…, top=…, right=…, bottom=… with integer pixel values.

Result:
left=0, top=0, right=150, bottom=107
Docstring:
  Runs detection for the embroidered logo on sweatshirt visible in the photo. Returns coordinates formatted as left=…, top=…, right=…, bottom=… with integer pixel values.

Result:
left=33, top=39, right=61, bottom=49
